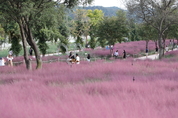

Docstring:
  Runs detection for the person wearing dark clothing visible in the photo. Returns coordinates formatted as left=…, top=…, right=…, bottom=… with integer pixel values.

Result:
left=155, top=47, right=158, bottom=52
left=67, top=52, right=76, bottom=63
left=123, top=50, right=126, bottom=59
left=68, top=52, right=75, bottom=59
left=87, top=54, right=91, bottom=62
left=29, top=47, right=33, bottom=56
left=146, top=48, right=148, bottom=53
left=155, top=47, right=158, bottom=55
left=145, top=48, right=149, bottom=58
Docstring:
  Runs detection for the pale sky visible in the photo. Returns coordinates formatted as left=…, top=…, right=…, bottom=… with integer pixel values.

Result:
left=89, top=0, right=127, bottom=10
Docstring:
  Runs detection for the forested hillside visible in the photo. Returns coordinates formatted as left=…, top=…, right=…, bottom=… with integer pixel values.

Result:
left=83, top=6, right=123, bottom=17
left=68, top=6, right=124, bottom=18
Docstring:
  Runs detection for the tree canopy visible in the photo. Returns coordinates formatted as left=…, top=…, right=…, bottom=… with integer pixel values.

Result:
left=126, top=0, right=178, bottom=59
left=0, top=0, right=93, bottom=69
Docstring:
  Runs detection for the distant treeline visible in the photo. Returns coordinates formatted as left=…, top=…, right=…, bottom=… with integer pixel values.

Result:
left=67, top=6, right=124, bottom=18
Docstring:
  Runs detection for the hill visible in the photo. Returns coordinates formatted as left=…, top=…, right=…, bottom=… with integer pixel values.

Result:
left=82, top=6, right=124, bottom=17
left=67, top=6, right=124, bottom=18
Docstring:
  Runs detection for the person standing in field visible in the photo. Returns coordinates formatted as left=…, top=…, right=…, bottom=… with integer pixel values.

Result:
left=123, top=50, right=126, bottom=59
left=145, top=48, right=148, bottom=58
left=155, top=47, right=158, bottom=53
left=7, top=54, right=13, bottom=66
left=165, top=45, right=169, bottom=52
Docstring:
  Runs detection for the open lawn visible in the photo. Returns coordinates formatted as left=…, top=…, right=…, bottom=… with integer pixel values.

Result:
left=0, top=54, right=178, bottom=118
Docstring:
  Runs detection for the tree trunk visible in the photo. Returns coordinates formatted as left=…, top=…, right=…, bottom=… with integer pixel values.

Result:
left=146, top=40, right=149, bottom=50
left=154, top=40, right=158, bottom=49
left=172, top=39, right=175, bottom=50
left=22, top=18, right=42, bottom=69
left=27, top=27, right=42, bottom=69
left=158, top=34, right=164, bottom=59
left=19, top=20, right=32, bottom=70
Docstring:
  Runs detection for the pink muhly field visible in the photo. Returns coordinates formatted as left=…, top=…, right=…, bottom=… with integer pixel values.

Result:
left=85, top=40, right=171, bottom=57
left=0, top=59, right=178, bottom=118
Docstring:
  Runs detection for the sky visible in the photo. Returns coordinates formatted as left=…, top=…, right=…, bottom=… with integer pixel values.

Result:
left=89, top=0, right=127, bottom=10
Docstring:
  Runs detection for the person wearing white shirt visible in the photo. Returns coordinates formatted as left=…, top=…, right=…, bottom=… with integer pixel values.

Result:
left=0, top=57, right=6, bottom=66
left=114, top=50, right=119, bottom=59
left=7, top=54, right=13, bottom=66
left=75, top=53, right=80, bottom=64
left=165, top=45, right=169, bottom=52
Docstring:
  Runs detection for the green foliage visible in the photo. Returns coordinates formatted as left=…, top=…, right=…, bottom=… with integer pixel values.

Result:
left=37, top=38, right=49, bottom=56
left=0, top=24, right=5, bottom=42
left=68, top=6, right=123, bottom=18
left=97, top=10, right=129, bottom=46
left=137, top=23, right=158, bottom=41
left=86, top=9, right=104, bottom=49
left=98, top=37, right=107, bottom=48
left=64, top=0, right=94, bottom=8
left=3, top=22, right=22, bottom=56
left=70, top=9, right=88, bottom=47
left=32, top=4, right=70, bottom=54
left=166, top=24, right=178, bottom=39
left=88, top=36, right=97, bottom=49
left=127, top=19, right=140, bottom=41
left=87, top=9, right=104, bottom=26
left=11, top=36, right=22, bottom=56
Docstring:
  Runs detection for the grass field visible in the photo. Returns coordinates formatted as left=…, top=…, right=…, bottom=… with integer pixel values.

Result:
left=0, top=55, right=178, bottom=118
left=0, top=40, right=178, bottom=118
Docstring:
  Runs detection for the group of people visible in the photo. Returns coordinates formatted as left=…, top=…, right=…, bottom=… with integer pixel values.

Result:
left=0, top=47, right=34, bottom=67
left=67, top=52, right=80, bottom=64
left=0, top=50, right=14, bottom=66
left=113, top=50, right=126, bottom=59
left=67, top=52, right=91, bottom=64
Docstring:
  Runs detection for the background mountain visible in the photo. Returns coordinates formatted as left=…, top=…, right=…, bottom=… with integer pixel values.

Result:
left=67, top=6, right=124, bottom=18
left=83, top=6, right=124, bottom=17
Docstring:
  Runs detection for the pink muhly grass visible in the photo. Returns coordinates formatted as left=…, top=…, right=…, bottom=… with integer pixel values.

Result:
left=0, top=58, right=178, bottom=118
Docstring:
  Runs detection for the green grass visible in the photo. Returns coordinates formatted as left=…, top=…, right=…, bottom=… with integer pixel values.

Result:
left=0, top=49, right=9, bottom=57
left=46, top=43, right=58, bottom=54
left=164, top=54, right=174, bottom=58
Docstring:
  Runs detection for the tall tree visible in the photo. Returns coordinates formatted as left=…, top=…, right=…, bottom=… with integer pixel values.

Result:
left=87, top=9, right=104, bottom=49
left=97, top=10, right=128, bottom=48
left=70, top=9, right=88, bottom=49
left=127, top=19, right=140, bottom=41
left=138, top=23, right=158, bottom=50
left=126, top=0, right=178, bottom=59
